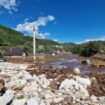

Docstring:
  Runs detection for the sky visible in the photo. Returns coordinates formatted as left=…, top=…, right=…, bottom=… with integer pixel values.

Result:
left=0, top=0, right=105, bottom=43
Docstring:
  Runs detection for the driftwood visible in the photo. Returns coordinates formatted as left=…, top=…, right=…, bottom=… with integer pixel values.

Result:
left=0, top=79, right=5, bottom=91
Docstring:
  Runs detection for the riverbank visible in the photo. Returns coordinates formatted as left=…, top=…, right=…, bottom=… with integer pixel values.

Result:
left=78, top=56, right=105, bottom=67
left=4, top=52, right=105, bottom=67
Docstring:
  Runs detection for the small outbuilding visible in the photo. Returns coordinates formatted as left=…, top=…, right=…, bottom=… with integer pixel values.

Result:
left=4, top=48, right=26, bottom=58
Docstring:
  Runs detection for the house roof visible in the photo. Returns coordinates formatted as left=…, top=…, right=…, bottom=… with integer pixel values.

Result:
left=4, top=48, right=25, bottom=56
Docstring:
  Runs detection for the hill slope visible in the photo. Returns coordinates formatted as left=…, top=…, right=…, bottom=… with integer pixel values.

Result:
left=1, top=24, right=105, bottom=57
left=64, top=41, right=105, bottom=57
left=0, top=24, right=60, bottom=55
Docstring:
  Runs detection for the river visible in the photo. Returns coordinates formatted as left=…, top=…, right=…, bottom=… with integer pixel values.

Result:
left=42, top=53, right=105, bottom=74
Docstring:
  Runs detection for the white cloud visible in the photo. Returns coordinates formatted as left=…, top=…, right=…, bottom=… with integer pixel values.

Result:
left=24, top=18, right=29, bottom=22
left=24, top=17, right=33, bottom=22
left=0, top=0, right=17, bottom=13
left=47, top=15, right=55, bottom=21
left=15, top=15, right=55, bottom=39
left=77, top=36, right=105, bottom=44
left=36, top=32, right=50, bottom=39
left=53, top=39, right=59, bottom=42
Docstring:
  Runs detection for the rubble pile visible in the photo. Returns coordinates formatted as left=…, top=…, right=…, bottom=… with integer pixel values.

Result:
left=0, top=63, right=105, bottom=105
left=88, top=73, right=105, bottom=96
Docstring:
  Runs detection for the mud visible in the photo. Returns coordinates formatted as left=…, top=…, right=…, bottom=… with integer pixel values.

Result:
left=27, top=64, right=105, bottom=97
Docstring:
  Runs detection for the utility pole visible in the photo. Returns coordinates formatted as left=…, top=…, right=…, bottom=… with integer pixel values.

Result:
left=33, top=26, right=36, bottom=62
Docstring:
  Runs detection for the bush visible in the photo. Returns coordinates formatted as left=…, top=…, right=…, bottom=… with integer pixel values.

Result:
left=80, top=42, right=99, bottom=57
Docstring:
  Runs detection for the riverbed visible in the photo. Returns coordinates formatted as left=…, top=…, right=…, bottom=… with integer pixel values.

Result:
left=42, top=52, right=105, bottom=74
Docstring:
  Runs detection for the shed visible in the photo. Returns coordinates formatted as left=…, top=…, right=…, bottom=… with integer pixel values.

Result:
left=4, top=48, right=26, bottom=58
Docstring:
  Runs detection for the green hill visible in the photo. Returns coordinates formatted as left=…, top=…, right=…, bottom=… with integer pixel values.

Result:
left=64, top=41, right=105, bottom=57
left=1, top=24, right=105, bottom=57
left=0, top=24, right=60, bottom=56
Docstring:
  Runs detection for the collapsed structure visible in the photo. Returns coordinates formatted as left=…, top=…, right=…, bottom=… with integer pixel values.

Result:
left=0, top=63, right=105, bottom=105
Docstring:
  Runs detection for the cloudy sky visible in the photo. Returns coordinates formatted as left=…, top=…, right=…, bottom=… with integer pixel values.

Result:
left=0, top=0, right=105, bottom=43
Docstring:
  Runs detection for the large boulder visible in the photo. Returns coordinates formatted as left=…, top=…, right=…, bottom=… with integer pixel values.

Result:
left=0, top=90, right=14, bottom=105
left=59, top=77, right=90, bottom=99
left=82, top=59, right=91, bottom=65
left=73, top=67, right=81, bottom=74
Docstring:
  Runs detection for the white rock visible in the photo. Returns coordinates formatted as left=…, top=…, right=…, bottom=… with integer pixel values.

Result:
left=73, top=67, right=81, bottom=74
left=59, top=78, right=89, bottom=98
left=91, top=77, right=97, bottom=83
left=40, top=101, right=46, bottom=105
left=8, top=78, right=27, bottom=88
left=44, top=91, right=54, bottom=99
left=27, top=98, right=39, bottom=105
left=53, top=97, right=64, bottom=103
left=59, top=79, right=77, bottom=90
left=12, top=98, right=26, bottom=105
left=86, top=59, right=91, bottom=65
left=22, top=82, right=39, bottom=97
left=38, top=74, right=50, bottom=88
left=98, top=96, right=105, bottom=104
left=74, top=76, right=91, bottom=87
left=0, top=90, right=14, bottom=105
left=90, top=95, right=98, bottom=102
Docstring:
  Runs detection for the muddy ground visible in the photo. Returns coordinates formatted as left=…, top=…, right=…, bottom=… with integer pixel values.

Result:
left=27, top=63, right=105, bottom=97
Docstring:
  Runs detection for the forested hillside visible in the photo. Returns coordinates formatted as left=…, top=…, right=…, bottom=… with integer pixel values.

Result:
left=0, top=24, right=60, bottom=55
left=1, top=24, right=105, bottom=57
left=63, top=41, right=105, bottom=57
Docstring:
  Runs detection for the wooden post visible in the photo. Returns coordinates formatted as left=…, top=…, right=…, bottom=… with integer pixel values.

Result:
left=33, top=27, right=36, bottom=62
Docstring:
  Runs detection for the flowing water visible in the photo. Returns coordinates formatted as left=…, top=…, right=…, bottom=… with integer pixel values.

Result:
left=43, top=56, right=105, bottom=74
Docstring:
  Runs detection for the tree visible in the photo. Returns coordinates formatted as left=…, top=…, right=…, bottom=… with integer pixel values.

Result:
left=80, top=42, right=99, bottom=57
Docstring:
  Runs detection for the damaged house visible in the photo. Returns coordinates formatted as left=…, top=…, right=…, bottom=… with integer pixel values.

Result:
left=4, top=48, right=26, bottom=58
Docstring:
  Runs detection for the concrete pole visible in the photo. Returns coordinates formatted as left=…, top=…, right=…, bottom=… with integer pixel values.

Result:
left=33, top=27, right=36, bottom=61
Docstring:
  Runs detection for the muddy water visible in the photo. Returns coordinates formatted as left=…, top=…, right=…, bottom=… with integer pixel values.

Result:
left=43, top=57, right=105, bottom=74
